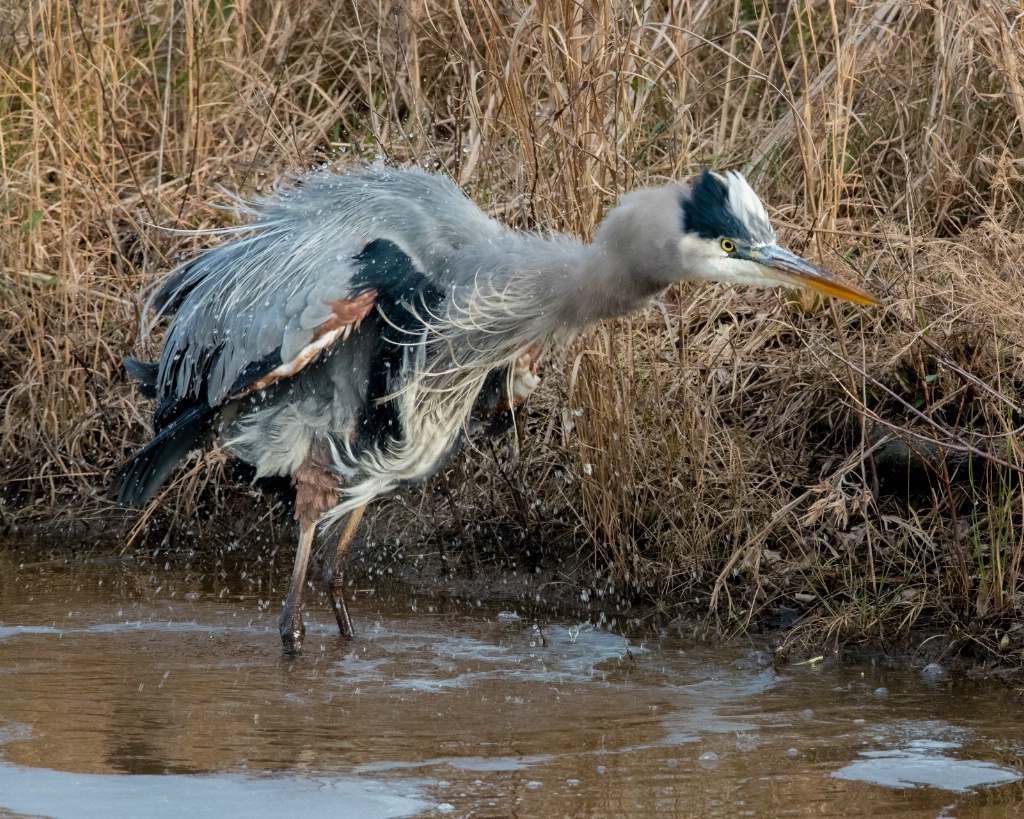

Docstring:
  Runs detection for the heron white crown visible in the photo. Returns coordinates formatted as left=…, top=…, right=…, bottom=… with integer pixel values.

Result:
left=682, top=170, right=776, bottom=247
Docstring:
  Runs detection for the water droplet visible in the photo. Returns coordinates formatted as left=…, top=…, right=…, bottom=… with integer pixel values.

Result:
left=698, top=751, right=719, bottom=769
left=735, top=733, right=758, bottom=751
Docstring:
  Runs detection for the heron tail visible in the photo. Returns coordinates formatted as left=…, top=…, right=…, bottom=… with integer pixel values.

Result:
left=108, top=403, right=217, bottom=507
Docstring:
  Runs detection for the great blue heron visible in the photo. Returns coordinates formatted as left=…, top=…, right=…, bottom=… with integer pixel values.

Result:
left=110, top=166, right=877, bottom=653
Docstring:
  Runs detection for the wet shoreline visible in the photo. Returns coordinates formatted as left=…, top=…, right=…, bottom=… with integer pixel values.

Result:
left=1, top=530, right=1020, bottom=684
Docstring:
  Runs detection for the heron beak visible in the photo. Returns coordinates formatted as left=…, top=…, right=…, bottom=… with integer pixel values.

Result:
left=752, top=245, right=879, bottom=306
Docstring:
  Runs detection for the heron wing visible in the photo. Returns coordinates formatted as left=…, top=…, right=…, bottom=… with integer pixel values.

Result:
left=149, top=230, right=460, bottom=434
left=143, top=166, right=510, bottom=420
left=112, top=238, right=437, bottom=506
left=149, top=234, right=409, bottom=427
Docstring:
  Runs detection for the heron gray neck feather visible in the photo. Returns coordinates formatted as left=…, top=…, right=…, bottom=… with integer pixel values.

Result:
left=453, top=234, right=666, bottom=337
left=549, top=243, right=667, bottom=328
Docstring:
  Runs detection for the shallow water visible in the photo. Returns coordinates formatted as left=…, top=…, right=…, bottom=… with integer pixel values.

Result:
left=0, top=549, right=1022, bottom=818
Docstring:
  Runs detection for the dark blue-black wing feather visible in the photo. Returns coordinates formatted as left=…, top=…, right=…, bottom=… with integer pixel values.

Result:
left=350, top=239, right=445, bottom=450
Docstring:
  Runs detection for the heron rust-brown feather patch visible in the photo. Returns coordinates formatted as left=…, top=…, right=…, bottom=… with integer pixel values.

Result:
left=292, top=457, right=341, bottom=525
left=313, top=289, right=378, bottom=342
left=230, top=289, right=378, bottom=400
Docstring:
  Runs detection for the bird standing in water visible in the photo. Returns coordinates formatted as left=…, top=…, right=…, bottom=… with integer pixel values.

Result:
left=111, top=166, right=877, bottom=653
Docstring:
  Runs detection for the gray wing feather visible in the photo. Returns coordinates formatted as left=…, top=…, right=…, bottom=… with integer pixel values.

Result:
left=148, top=166, right=502, bottom=410
left=254, top=297, right=288, bottom=357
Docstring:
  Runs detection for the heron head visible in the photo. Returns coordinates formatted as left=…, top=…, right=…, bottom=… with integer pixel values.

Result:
left=678, top=170, right=878, bottom=306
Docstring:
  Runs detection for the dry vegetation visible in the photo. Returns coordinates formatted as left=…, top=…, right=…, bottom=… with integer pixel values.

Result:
left=2, top=0, right=1024, bottom=667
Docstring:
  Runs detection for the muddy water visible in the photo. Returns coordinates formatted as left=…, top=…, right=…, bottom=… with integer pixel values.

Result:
left=0, top=550, right=1022, bottom=818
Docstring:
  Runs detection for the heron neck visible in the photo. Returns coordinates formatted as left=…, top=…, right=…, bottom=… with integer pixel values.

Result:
left=541, top=241, right=668, bottom=331
left=542, top=183, right=690, bottom=329
left=443, top=227, right=671, bottom=348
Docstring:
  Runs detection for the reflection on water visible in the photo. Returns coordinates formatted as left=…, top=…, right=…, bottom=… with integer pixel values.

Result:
left=0, top=549, right=1022, bottom=818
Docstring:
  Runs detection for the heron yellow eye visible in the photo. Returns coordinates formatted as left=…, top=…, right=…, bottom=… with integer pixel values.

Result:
left=721, top=239, right=736, bottom=253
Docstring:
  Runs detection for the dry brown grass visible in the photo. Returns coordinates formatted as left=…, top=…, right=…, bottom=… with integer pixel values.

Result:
left=2, top=0, right=1024, bottom=665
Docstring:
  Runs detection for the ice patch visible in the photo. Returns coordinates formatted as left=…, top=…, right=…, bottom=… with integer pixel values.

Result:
left=832, top=739, right=1022, bottom=793
left=0, top=762, right=429, bottom=819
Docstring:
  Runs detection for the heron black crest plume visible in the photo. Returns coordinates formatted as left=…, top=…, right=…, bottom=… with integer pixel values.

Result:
left=111, top=165, right=877, bottom=653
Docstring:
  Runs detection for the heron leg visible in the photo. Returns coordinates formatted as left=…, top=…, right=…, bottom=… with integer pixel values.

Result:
left=282, top=456, right=341, bottom=654
left=280, top=518, right=315, bottom=654
left=323, top=503, right=366, bottom=639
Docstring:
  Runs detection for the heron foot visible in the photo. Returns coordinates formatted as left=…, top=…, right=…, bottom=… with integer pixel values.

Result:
left=279, top=609, right=305, bottom=655
left=324, top=564, right=355, bottom=640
